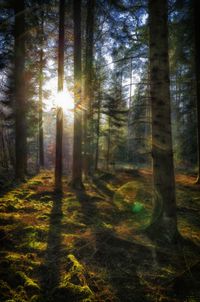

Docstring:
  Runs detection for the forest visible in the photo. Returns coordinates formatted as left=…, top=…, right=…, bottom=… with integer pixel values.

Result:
left=0, top=0, right=200, bottom=301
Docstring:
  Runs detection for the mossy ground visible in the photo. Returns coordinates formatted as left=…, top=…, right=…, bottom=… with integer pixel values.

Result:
left=0, top=169, right=200, bottom=301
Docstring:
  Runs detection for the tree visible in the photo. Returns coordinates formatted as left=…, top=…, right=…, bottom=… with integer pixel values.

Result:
left=55, top=0, right=65, bottom=191
left=14, top=0, right=27, bottom=180
left=83, top=0, right=95, bottom=176
left=168, top=0, right=196, bottom=170
left=129, top=70, right=151, bottom=167
left=147, top=0, right=178, bottom=242
left=193, top=0, right=200, bottom=183
left=72, top=0, right=83, bottom=189
left=94, top=75, right=102, bottom=171
left=38, top=8, right=44, bottom=168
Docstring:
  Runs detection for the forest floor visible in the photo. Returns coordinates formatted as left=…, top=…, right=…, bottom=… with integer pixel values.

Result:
left=0, top=169, right=200, bottom=302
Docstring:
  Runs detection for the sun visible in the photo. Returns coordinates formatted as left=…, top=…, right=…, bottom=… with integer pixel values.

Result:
left=55, top=89, right=74, bottom=113
left=44, top=77, right=74, bottom=115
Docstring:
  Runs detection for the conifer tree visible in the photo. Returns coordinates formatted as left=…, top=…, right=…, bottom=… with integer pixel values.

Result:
left=147, top=0, right=178, bottom=242
left=14, top=0, right=27, bottom=180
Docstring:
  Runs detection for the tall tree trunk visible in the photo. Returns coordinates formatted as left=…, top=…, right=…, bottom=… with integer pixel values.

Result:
left=14, top=0, right=27, bottom=180
left=148, top=0, right=178, bottom=242
left=83, top=0, right=95, bottom=177
left=194, top=0, right=200, bottom=183
left=55, top=0, right=65, bottom=191
left=72, top=0, right=83, bottom=189
left=39, top=47, right=44, bottom=167
left=38, top=7, right=44, bottom=168
left=106, top=116, right=111, bottom=171
left=127, top=58, right=132, bottom=162
left=95, top=80, right=101, bottom=171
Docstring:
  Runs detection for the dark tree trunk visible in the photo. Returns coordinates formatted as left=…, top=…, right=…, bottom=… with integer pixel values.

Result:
left=194, top=0, right=200, bottom=183
left=14, top=0, right=27, bottom=181
left=38, top=7, right=44, bottom=168
left=55, top=0, right=65, bottom=191
left=39, top=47, right=44, bottom=167
left=72, top=0, right=83, bottom=189
left=95, top=80, right=101, bottom=171
left=147, top=0, right=178, bottom=242
left=106, top=117, right=111, bottom=171
left=55, top=107, right=63, bottom=191
left=83, top=0, right=95, bottom=177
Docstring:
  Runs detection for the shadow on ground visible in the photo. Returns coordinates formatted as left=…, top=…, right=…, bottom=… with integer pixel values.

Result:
left=75, top=186, right=148, bottom=302
left=39, top=192, right=63, bottom=301
left=1, top=171, right=200, bottom=302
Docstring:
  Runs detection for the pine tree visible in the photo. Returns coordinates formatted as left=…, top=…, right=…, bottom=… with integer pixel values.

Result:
left=38, top=7, right=45, bottom=168
left=83, top=0, right=95, bottom=177
left=55, top=0, right=65, bottom=192
left=72, top=0, right=83, bottom=189
left=14, top=0, right=27, bottom=180
left=147, top=0, right=178, bottom=242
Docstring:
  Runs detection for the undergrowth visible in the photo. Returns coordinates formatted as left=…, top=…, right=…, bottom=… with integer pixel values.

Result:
left=0, top=170, right=200, bottom=301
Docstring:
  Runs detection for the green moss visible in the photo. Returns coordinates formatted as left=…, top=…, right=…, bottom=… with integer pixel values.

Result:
left=16, top=226, right=45, bottom=251
left=30, top=295, right=40, bottom=302
left=37, top=213, right=50, bottom=220
left=67, top=254, right=84, bottom=273
left=29, top=181, right=43, bottom=186
left=0, top=280, right=12, bottom=301
left=55, top=283, right=94, bottom=302
left=102, top=222, right=113, bottom=229
left=1, top=170, right=200, bottom=302
left=5, top=253, right=22, bottom=262
left=16, top=272, right=40, bottom=291
left=57, top=254, right=94, bottom=301
left=113, top=192, right=126, bottom=210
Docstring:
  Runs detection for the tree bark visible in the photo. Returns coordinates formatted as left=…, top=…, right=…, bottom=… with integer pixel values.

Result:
left=55, top=107, right=63, bottom=191
left=106, top=116, right=111, bottom=171
left=39, top=47, right=44, bottom=167
left=38, top=3, right=44, bottom=168
left=55, top=0, right=65, bottom=192
left=147, top=0, right=178, bottom=242
left=95, top=80, right=101, bottom=171
left=72, top=0, right=83, bottom=189
left=83, top=0, right=95, bottom=177
left=193, top=0, right=200, bottom=184
left=14, top=0, right=27, bottom=181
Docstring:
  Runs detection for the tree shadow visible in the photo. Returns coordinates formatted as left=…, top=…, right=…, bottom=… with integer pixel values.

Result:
left=75, top=176, right=200, bottom=301
left=144, top=226, right=200, bottom=301
left=171, top=236, right=200, bottom=301
left=74, top=186, right=149, bottom=301
left=92, top=176, right=114, bottom=198
left=39, top=192, right=63, bottom=301
left=0, top=178, right=30, bottom=198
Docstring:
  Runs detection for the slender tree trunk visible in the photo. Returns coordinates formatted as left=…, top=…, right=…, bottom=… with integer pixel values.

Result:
left=55, top=0, right=65, bottom=191
left=83, top=0, right=95, bottom=177
left=72, top=0, right=83, bottom=189
left=95, top=80, right=101, bottom=171
left=55, top=107, right=63, bottom=190
left=14, top=0, right=27, bottom=181
left=194, top=0, right=200, bottom=183
left=39, top=47, right=44, bottom=167
left=147, top=0, right=178, bottom=242
left=38, top=7, right=44, bottom=168
left=106, top=117, right=111, bottom=171
left=127, top=58, right=132, bottom=162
